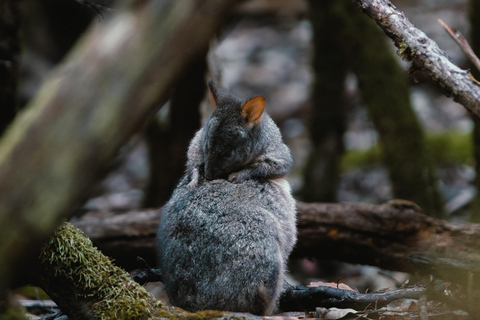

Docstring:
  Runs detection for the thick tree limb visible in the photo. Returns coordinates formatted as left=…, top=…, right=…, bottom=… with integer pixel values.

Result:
left=74, top=200, right=480, bottom=286
left=0, top=0, right=241, bottom=291
left=353, top=0, right=480, bottom=118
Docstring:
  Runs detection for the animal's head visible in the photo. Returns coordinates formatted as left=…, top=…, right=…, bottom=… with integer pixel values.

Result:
left=202, top=81, right=266, bottom=180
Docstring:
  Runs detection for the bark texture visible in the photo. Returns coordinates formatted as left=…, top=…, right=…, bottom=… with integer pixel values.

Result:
left=353, top=0, right=480, bottom=118
left=0, top=0, right=241, bottom=291
left=74, top=200, right=480, bottom=286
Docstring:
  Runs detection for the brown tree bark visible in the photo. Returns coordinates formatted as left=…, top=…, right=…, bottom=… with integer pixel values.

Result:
left=0, top=0, right=241, bottom=291
left=74, top=200, right=480, bottom=286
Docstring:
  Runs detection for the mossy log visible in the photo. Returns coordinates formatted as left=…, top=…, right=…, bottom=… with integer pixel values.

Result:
left=33, top=222, right=431, bottom=317
left=0, top=0, right=242, bottom=291
left=353, top=0, right=480, bottom=117
left=74, top=201, right=480, bottom=287
left=32, top=222, right=263, bottom=320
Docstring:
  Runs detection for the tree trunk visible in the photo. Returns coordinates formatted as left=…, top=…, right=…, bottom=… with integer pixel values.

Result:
left=0, top=0, right=241, bottom=291
left=143, top=52, right=206, bottom=207
left=334, top=0, right=444, bottom=218
left=301, top=0, right=347, bottom=202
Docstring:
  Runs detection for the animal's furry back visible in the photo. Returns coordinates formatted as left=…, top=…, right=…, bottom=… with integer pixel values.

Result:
left=157, top=174, right=296, bottom=315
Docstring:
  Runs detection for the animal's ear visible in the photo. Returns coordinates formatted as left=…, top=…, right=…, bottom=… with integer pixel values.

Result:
left=207, top=80, right=218, bottom=108
left=241, top=96, right=265, bottom=125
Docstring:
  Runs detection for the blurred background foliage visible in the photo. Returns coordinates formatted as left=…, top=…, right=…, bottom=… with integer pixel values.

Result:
left=4, top=0, right=479, bottom=221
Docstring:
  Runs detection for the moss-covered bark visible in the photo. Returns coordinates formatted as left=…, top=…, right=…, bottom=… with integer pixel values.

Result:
left=301, top=0, right=347, bottom=202
left=33, top=222, right=164, bottom=319
left=330, top=0, right=444, bottom=217
left=32, top=222, right=260, bottom=319
left=468, top=0, right=480, bottom=222
left=143, top=53, right=206, bottom=207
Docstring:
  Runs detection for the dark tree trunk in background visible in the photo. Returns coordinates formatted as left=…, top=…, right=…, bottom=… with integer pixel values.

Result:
left=23, top=0, right=95, bottom=64
left=335, top=0, right=444, bottom=218
left=468, top=0, right=480, bottom=222
left=0, top=0, right=21, bottom=135
left=301, top=0, right=347, bottom=202
left=143, top=52, right=206, bottom=207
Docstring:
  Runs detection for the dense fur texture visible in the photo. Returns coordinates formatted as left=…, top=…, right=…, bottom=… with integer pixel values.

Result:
left=157, top=81, right=297, bottom=315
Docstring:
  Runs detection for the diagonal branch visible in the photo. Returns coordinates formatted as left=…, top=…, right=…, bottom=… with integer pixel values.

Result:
left=353, top=0, right=480, bottom=118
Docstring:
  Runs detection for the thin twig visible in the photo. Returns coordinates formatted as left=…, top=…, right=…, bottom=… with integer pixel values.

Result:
left=438, top=19, right=480, bottom=73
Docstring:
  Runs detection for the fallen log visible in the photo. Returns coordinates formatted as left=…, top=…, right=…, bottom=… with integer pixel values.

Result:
left=74, top=200, right=480, bottom=286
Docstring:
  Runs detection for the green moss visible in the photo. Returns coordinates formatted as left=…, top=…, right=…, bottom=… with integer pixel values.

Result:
left=39, top=222, right=163, bottom=319
left=340, top=145, right=382, bottom=171
left=427, top=131, right=473, bottom=165
left=341, top=130, right=473, bottom=170
left=396, top=41, right=415, bottom=61
left=38, top=222, right=270, bottom=319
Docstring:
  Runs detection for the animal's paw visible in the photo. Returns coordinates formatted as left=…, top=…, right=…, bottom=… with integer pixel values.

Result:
left=227, top=172, right=239, bottom=183
left=187, top=179, right=198, bottom=190
left=187, top=167, right=200, bottom=189
left=228, top=171, right=248, bottom=183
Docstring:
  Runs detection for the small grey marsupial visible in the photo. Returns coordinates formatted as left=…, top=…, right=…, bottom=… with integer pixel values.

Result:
left=157, top=81, right=297, bottom=315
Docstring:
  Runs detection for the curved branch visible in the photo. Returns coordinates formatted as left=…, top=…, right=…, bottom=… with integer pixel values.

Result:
left=353, top=0, right=480, bottom=118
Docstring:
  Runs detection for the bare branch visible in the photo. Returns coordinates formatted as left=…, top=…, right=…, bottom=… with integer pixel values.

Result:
left=353, top=0, right=480, bottom=118
left=438, top=19, right=480, bottom=73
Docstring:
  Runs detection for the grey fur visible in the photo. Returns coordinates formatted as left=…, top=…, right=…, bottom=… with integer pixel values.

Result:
left=157, top=82, right=297, bottom=315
